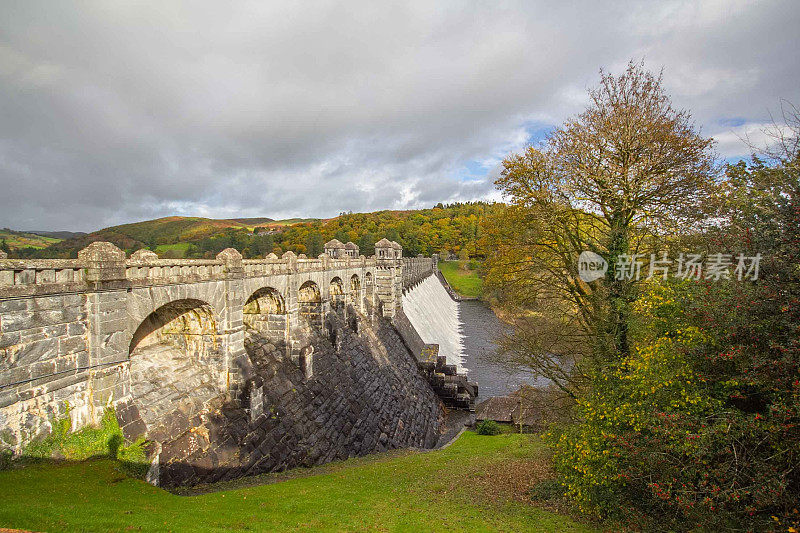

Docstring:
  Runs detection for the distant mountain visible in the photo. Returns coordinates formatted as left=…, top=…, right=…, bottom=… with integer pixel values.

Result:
left=25, top=230, right=87, bottom=240
left=40, top=216, right=251, bottom=255
left=228, top=217, right=275, bottom=225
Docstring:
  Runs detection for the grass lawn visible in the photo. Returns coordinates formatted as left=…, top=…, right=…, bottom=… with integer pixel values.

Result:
left=0, top=432, right=592, bottom=532
left=439, top=260, right=484, bottom=298
left=154, top=242, right=194, bottom=256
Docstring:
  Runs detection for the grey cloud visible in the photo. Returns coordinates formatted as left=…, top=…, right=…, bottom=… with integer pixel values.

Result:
left=0, top=1, right=798, bottom=231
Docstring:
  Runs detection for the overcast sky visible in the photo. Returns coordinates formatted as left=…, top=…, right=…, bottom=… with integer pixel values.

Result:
left=1, top=1, right=799, bottom=232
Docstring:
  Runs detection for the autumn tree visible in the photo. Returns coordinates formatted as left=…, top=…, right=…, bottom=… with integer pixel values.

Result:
left=484, top=62, right=718, bottom=397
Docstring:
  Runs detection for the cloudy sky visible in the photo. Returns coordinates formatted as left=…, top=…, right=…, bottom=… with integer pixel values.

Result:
left=1, top=1, right=799, bottom=231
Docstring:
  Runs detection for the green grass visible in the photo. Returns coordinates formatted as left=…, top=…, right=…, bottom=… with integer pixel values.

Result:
left=0, top=432, right=593, bottom=532
left=154, top=242, right=194, bottom=256
left=439, top=260, right=484, bottom=298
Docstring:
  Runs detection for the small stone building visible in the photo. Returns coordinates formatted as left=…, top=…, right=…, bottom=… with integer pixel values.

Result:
left=324, top=239, right=346, bottom=258
left=375, top=238, right=401, bottom=259
left=344, top=242, right=359, bottom=258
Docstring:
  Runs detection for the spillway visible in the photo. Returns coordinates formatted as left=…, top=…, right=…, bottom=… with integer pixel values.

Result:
left=402, top=275, right=465, bottom=370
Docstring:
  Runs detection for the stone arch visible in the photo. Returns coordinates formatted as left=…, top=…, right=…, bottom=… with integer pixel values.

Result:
left=126, top=299, right=224, bottom=440
left=298, top=280, right=322, bottom=324
left=329, top=276, right=345, bottom=312
left=365, top=271, right=374, bottom=303
left=243, top=287, right=287, bottom=345
left=349, top=274, right=361, bottom=308
left=127, top=283, right=227, bottom=337
left=129, top=299, right=218, bottom=357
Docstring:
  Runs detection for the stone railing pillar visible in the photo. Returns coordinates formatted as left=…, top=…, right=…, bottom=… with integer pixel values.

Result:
left=282, top=251, right=301, bottom=362
left=79, top=241, right=127, bottom=289
left=77, top=242, right=131, bottom=419
left=216, top=248, right=248, bottom=400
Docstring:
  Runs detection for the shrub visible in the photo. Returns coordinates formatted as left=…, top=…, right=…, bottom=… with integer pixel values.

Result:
left=549, top=278, right=800, bottom=531
left=476, top=420, right=501, bottom=435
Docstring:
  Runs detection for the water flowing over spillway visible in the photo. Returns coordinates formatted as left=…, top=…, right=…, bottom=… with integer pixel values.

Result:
left=402, top=275, right=465, bottom=370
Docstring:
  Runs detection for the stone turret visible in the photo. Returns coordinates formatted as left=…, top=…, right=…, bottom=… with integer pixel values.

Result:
left=374, top=238, right=396, bottom=259
left=344, top=241, right=359, bottom=258
left=324, top=239, right=346, bottom=258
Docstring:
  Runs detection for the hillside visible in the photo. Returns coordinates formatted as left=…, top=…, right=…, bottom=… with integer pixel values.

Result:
left=32, top=216, right=257, bottom=258
left=24, top=230, right=87, bottom=240
left=228, top=217, right=275, bottom=226
left=9, top=202, right=498, bottom=259
left=0, top=228, right=63, bottom=250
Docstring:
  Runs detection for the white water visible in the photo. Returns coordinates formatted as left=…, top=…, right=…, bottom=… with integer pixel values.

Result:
left=402, top=275, right=465, bottom=371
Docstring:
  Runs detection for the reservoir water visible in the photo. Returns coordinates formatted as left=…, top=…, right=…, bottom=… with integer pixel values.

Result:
left=458, top=300, right=542, bottom=400
left=402, top=275, right=540, bottom=399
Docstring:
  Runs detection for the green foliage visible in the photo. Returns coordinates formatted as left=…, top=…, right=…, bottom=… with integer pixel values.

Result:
left=274, top=202, right=495, bottom=258
left=305, top=231, right=324, bottom=257
left=476, top=420, right=502, bottom=435
left=551, top=268, right=800, bottom=530
left=23, top=407, right=125, bottom=462
left=116, top=437, right=149, bottom=479
left=19, top=407, right=149, bottom=479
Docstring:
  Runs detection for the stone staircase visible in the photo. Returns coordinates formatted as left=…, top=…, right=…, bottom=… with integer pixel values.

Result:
left=417, top=354, right=477, bottom=411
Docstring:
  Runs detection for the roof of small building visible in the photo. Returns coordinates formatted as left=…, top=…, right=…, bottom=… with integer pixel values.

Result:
left=344, top=241, right=358, bottom=250
left=390, top=240, right=402, bottom=250
left=474, top=396, right=517, bottom=423
left=324, top=239, right=346, bottom=249
left=375, top=238, right=393, bottom=248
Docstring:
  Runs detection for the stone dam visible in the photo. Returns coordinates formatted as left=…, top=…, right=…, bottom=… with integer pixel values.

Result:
left=0, top=238, right=476, bottom=486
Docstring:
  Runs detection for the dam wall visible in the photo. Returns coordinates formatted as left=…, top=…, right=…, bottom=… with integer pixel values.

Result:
left=401, top=274, right=465, bottom=370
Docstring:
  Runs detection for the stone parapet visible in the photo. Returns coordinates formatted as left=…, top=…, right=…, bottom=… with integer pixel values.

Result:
left=0, top=246, right=380, bottom=299
left=402, top=256, right=436, bottom=290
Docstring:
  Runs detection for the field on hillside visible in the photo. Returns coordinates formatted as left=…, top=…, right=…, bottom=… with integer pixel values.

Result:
left=0, top=432, right=592, bottom=532
left=0, top=229, right=61, bottom=250
left=439, top=260, right=484, bottom=298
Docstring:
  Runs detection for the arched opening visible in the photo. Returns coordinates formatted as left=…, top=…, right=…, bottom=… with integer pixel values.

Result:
left=329, top=277, right=345, bottom=312
left=244, top=287, right=287, bottom=345
left=350, top=274, right=361, bottom=308
left=298, top=280, right=322, bottom=324
left=364, top=271, right=374, bottom=310
left=127, top=299, right=223, bottom=440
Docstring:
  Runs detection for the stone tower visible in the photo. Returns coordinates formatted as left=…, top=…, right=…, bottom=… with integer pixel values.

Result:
left=374, top=238, right=403, bottom=318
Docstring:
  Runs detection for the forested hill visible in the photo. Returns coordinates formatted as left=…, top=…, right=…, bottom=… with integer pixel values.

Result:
left=9, top=203, right=498, bottom=259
